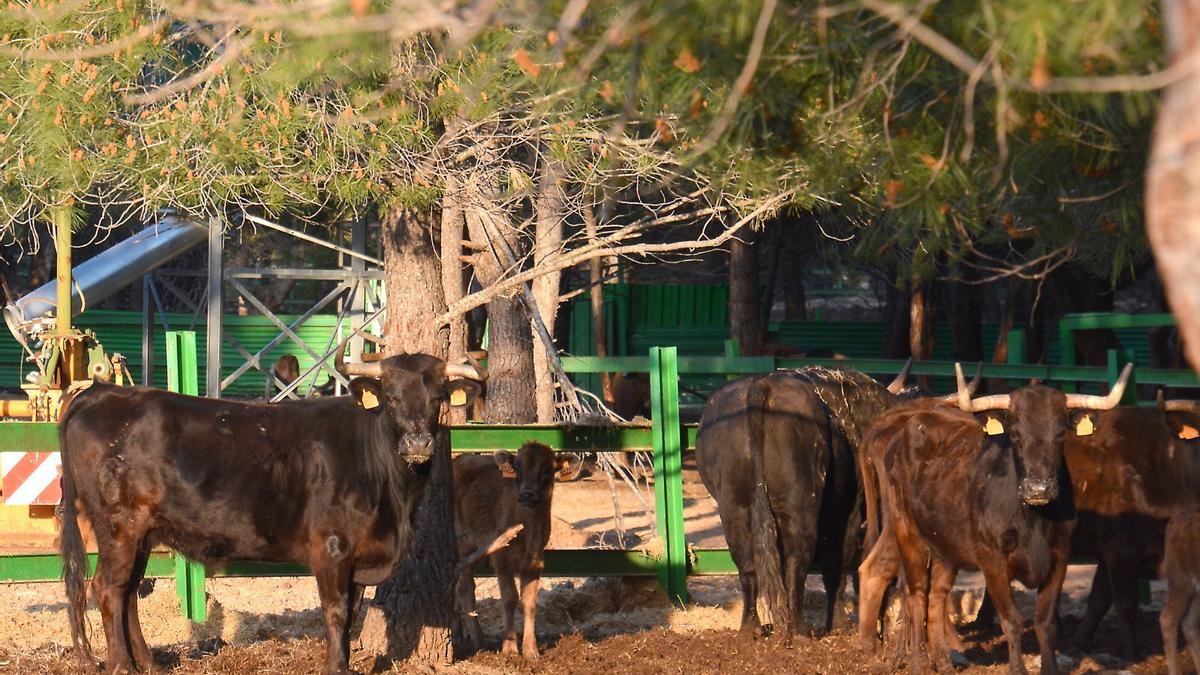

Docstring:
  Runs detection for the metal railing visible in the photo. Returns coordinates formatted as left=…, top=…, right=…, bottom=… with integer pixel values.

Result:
left=2, top=327, right=1199, bottom=622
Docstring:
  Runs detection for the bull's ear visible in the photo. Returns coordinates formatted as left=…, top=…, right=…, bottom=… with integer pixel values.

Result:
left=494, top=451, right=516, bottom=475
left=446, top=379, right=483, bottom=408
left=1165, top=411, right=1200, bottom=441
left=974, top=410, right=1008, bottom=436
left=349, top=378, right=383, bottom=414
left=1069, top=410, right=1096, bottom=436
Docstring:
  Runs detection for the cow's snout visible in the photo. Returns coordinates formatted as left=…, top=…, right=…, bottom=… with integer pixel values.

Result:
left=517, top=489, right=540, bottom=506
left=1018, top=477, right=1058, bottom=506
left=401, top=433, right=434, bottom=457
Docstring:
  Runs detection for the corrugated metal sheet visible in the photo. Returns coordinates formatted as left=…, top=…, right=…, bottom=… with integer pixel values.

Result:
left=1, top=311, right=343, bottom=397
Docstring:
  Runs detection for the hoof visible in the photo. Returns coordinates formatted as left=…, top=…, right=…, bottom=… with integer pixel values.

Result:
left=501, top=639, right=519, bottom=656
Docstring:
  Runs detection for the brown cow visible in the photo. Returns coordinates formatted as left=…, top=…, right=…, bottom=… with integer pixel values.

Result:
left=454, top=442, right=565, bottom=658
left=1160, top=509, right=1200, bottom=675
left=857, top=364, right=1131, bottom=674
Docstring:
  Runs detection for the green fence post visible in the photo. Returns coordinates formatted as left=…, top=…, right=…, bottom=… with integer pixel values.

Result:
left=723, top=339, right=740, bottom=381
left=1059, top=319, right=1078, bottom=393
left=1106, top=348, right=1137, bottom=405
left=649, top=346, right=687, bottom=605
left=1006, top=329, right=1025, bottom=390
left=165, top=331, right=207, bottom=623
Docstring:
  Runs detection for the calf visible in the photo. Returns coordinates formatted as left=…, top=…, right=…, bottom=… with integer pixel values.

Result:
left=857, top=364, right=1130, bottom=674
left=1161, top=509, right=1200, bottom=675
left=454, top=442, right=564, bottom=658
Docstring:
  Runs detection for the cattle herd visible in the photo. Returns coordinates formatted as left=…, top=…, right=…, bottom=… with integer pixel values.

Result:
left=47, top=346, right=1200, bottom=674
left=697, top=360, right=1200, bottom=675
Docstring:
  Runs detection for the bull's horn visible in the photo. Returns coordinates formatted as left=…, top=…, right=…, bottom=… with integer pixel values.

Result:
left=956, top=362, right=1010, bottom=412
left=334, top=336, right=384, bottom=379
left=355, top=329, right=387, bottom=348
left=887, top=358, right=913, bottom=394
left=936, top=362, right=983, bottom=402
left=1065, top=363, right=1133, bottom=410
left=446, top=362, right=484, bottom=381
left=1164, top=399, right=1200, bottom=414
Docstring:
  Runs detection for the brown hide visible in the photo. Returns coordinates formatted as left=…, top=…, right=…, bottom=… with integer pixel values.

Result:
left=454, top=442, right=563, bottom=657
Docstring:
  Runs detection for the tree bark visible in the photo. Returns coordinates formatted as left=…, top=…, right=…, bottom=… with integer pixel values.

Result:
left=882, top=282, right=912, bottom=358
left=584, top=205, right=614, bottom=403
left=441, top=178, right=469, bottom=425
left=1145, top=0, right=1200, bottom=372
left=464, top=185, right=537, bottom=424
left=946, top=269, right=983, bottom=363
left=381, top=206, right=449, bottom=356
left=358, top=204, right=459, bottom=668
left=729, top=232, right=763, bottom=355
left=909, top=275, right=935, bottom=390
left=531, top=158, right=566, bottom=423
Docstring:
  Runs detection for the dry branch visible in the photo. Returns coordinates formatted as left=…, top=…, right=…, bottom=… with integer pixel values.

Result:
left=457, top=523, right=524, bottom=572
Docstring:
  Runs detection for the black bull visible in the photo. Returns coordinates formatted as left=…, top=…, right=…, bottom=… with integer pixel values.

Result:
left=58, top=353, right=483, bottom=675
left=695, top=364, right=946, bottom=638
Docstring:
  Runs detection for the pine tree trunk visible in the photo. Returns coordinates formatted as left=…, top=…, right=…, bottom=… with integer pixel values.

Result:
left=463, top=188, right=537, bottom=424
left=357, top=204, right=459, bottom=669
left=909, top=276, right=934, bottom=390
left=531, top=158, right=566, bottom=423
left=1147, top=0, right=1200, bottom=372
left=729, top=233, right=763, bottom=355
left=584, top=205, right=614, bottom=404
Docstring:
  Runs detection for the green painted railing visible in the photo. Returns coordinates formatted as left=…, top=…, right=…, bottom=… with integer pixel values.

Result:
left=3, top=333, right=1197, bottom=619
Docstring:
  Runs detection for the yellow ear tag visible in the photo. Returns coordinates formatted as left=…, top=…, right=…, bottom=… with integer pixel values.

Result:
left=983, top=416, right=1005, bottom=435
left=450, top=389, right=468, bottom=407
left=1075, top=415, right=1094, bottom=436
left=1179, top=425, right=1200, bottom=440
left=500, top=464, right=516, bottom=479
left=360, top=389, right=379, bottom=410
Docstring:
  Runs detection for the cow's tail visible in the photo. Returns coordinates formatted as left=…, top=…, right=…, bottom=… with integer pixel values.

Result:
left=58, top=420, right=94, bottom=668
left=748, top=376, right=791, bottom=637
left=861, top=433, right=882, bottom=554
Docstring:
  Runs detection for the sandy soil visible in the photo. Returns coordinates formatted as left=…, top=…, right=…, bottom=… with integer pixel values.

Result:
left=0, top=463, right=1186, bottom=673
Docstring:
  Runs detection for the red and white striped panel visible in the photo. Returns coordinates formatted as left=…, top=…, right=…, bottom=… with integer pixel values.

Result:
left=1, top=452, right=62, bottom=505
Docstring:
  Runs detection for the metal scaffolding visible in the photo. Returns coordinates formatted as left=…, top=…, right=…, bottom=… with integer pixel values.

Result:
left=140, top=217, right=385, bottom=400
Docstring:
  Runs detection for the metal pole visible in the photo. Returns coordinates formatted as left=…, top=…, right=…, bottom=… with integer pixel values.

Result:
left=166, top=330, right=207, bottom=621
left=53, top=205, right=72, bottom=335
left=649, top=346, right=687, bottom=605
left=142, top=275, right=154, bottom=386
left=206, top=219, right=223, bottom=398
left=350, top=218, right=366, bottom=363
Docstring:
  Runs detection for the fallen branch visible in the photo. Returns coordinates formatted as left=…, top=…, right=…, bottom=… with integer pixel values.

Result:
left=457, top=524, right=524, bottom=572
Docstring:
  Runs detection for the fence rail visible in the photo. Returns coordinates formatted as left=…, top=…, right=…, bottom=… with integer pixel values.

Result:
left=2, top=328, right=1196, bottom=621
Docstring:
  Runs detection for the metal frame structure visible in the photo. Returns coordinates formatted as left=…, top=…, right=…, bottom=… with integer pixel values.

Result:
left=139, top=216, right=386, bottom=400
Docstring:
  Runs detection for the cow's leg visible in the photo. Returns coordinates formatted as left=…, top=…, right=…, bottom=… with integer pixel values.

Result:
left=124, top=539, right=154, bottom=671
left=856, top=525, right=900, bottom=649
left=736, top=570, right=761, bottom=637
left=1031, top=550, right=1069, bottom=675
left=344, top=584, right=365, bottom=656
left=1182, top=591, right=1200, bottom=675
left=1071, top=559, right=1110, bottom=653
left=980, top=565, right=1029, bottom=675
left=1160, top=574, right=1192, bottom=675
left=313, top=560, right=354, bottom=674
left=926, top=560, right=958, bottom=673
left=456, top=568, right=484, bottom=651
left=894, top=525, right=932, bottom=673
left=498, top=572, right=520, bottom=655
left=93, top=526, right=147, bottom=673
left=519, top=572, right=541, bottom=658
left=1105, top=550, right=1142, bottom=659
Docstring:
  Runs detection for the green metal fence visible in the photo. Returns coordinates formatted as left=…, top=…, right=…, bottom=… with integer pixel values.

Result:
left=3, top=334, right=1199, bottom=621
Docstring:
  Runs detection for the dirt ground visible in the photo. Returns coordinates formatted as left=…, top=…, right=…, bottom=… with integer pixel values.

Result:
left=0, top=461, right=1189, bottom=673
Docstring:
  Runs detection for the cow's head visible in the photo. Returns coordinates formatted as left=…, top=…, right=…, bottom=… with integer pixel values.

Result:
left=955, top=362, right=1131, bottom=506
left=494, top=442, right=564, bottom=508
left=338, top=348, right=485, bottom=458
